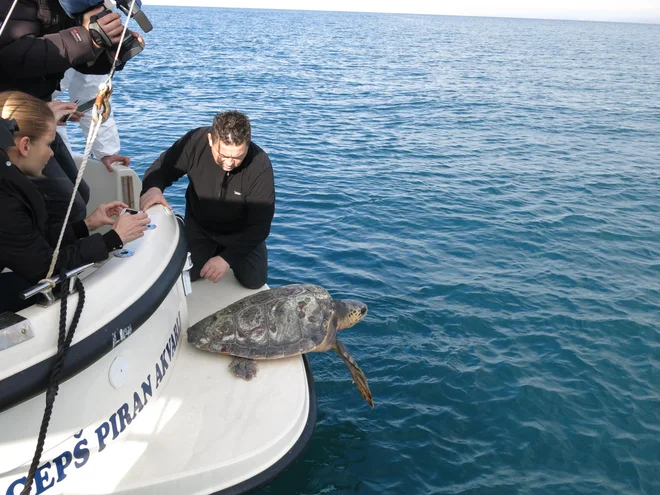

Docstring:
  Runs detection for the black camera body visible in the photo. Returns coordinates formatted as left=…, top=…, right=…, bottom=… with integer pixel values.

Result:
left=69, top=0, right=153, bottom=69
left=88, top=8, right=143, bottom=69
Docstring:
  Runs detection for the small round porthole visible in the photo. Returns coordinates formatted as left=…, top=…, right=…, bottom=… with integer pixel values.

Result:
left=114, top=248, right=135, bottom=258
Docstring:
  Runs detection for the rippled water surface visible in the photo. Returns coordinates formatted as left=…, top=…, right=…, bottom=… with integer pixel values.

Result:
left=68, top=9, right=660, bottom=494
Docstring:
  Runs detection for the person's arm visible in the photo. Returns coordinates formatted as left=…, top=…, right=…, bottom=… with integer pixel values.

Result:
left=141, top=130, right=198, bottom=193
left=0, top=14, right=96, bottom=78
left=0, top=6, right=123, bottom=79
left=0, top=198, right=117, bottom=284
left=140, top=129, right=199, bottom=211
left=219, top=165, right=275, bottom=267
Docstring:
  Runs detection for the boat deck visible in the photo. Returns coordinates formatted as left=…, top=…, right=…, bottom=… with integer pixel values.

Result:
left=56, top=275, right=315, bottom=495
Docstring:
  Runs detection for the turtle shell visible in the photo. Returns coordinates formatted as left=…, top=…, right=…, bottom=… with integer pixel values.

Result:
left=187, top=284, right=337, bottom=359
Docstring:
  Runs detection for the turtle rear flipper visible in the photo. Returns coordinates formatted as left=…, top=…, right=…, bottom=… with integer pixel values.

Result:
left=229, top=357, right=259, bottom=380
left=333, top=339, right=374, bottom=408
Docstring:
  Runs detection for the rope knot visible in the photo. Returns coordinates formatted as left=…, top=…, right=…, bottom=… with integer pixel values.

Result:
left=37, top=278, right=57, bottom=290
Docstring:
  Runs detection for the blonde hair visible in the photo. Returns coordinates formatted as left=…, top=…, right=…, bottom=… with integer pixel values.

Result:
left=0, top=91, right=55, bottom=142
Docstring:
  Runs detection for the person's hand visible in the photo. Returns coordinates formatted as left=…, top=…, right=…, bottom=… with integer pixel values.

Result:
left=131, top=31, right=145, bottom=48
left=101, top=154, right=131, bottom=172
left=112, top=212, right=150, bottom=244
left=200, top=256, right=229, bottom=283
left=82, top=6, right=124, bottom=48
left=84, top=201, right=127, bottom=231
left=48, top=100, right=78, bottom=126
left=140, top=186, right=171, bottom=211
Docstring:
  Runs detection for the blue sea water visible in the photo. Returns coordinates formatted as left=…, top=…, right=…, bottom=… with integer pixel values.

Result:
left=68, top=8, right=660, bottom=494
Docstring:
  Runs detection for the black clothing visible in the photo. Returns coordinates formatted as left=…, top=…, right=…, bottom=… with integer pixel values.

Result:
left=33, top=133, right=90, bottom=225
left=0, top=150, right=122, bottom=310
left=0, top=0, right=114, bottom=100
left=142, top=127, right=275, bottom=269
left=0, top=0, right=106, bottom=222
left=0, top=271, right=32, bottom=313
left=0, top=118, right=17, bottom=149
left=185, top=212, right=268, bottom=290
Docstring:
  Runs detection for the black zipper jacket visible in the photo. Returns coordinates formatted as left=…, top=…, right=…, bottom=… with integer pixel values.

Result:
left=141, top=127, right=275, bottom=266
left=0, top=150, right=121, bottom=284
left=0, top=0, right=114, bottom=100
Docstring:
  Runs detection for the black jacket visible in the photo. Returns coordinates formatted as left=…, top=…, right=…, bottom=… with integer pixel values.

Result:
left=0, top=150, right=122, bottom=284
left=0, top=0, right=114, bottom=100
left=141, top=127, right=275, bottom=266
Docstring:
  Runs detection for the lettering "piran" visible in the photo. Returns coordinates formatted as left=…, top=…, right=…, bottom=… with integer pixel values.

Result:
left=5, top=313, right=182, bottom=495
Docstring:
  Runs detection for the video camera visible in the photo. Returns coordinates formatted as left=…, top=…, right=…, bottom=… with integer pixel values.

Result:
left=58, top=0, right=153, bottom=69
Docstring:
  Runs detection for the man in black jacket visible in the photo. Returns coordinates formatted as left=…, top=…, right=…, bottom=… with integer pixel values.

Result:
left=0, top=0, right=140, bottom=225
left=140, top=111, right=275, bottom=289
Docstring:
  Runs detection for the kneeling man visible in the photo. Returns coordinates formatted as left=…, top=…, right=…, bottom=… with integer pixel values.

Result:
left=140, top=111, right=275, bottom=289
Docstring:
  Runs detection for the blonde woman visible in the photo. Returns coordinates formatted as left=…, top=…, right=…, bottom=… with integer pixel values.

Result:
left=0, top=91, right=149, bottom=312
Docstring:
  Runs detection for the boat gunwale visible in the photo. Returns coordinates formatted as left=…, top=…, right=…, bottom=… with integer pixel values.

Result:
left=0, top=216, right=188, bottom=414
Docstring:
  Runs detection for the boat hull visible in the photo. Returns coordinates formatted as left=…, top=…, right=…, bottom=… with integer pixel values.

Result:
left=1, top=190, right=315, bottom=494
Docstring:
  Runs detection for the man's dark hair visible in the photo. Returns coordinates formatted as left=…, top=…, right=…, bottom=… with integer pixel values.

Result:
left=211, top=110, right=251, bottom=145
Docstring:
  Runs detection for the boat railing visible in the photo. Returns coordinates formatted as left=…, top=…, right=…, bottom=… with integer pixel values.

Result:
left=21, top=263, right=95, bottom=306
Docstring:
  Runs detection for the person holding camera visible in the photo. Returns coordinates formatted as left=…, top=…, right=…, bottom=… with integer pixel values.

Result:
left=0, top=91, right=149, bottom=313
left=0, top=0, right=144, bottom=226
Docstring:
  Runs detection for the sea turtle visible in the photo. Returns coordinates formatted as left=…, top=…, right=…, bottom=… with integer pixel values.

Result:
left=187, top=284, right=373, bottom=407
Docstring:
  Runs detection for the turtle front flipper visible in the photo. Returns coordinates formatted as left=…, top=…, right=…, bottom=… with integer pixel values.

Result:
left=229, top=357, right=259, bottom=381
left=333, top=339, right=374, bottom=408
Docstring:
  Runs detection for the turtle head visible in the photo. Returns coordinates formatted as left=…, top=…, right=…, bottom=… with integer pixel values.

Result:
left=334, top=299, right=368, bottom=330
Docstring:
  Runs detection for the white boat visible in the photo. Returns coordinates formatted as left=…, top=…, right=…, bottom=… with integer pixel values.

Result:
left=0, top=158, right=316, bottom=495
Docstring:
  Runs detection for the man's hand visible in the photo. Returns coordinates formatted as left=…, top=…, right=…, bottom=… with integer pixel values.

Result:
left=101, top=154, right=131, bottom=172
left=82, top=7, right=124, bottom=48
left=200, top=256, right=229, bottom=283
left=131, top=31, right=145, bottom=48
left=48, top=100, right=78, bottom=125
left=84, top=201, right=127, bottom=231
left=112, top=212, right=150, bottom=244
left=140, top=186, right=171, bottom=211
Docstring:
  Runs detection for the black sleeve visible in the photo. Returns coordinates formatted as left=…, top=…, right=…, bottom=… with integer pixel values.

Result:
left=0, top=8, right=103, bottom=79
left=71, top=220, right=89, bottom=239
left=70, top=221, right=122, bottom=251
left=220, top=162, right=275, bottom=266
left=73, top=52, right=117, bottom=75
left=141, top=130, right=198, bottom=193
left=0, top=196, right=111, bottom=284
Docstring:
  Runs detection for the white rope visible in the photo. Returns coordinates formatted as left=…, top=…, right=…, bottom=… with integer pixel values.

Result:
left=44, top=117, right=104, bottom=280
left=108, top=0, right=137, bottom=79
left=43, top=2, right=139, bottom=281
left=0, top=0, right=20, bottom=38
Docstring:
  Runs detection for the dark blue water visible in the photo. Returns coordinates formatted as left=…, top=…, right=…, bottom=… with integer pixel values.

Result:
left=69, top=9, right=660, bottom=494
